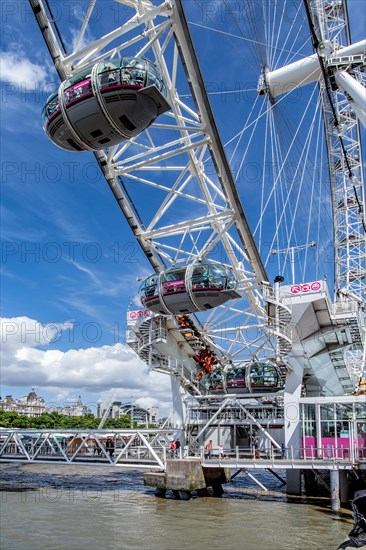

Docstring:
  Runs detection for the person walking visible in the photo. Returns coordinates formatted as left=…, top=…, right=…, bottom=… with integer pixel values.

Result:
left=205, top=440, right=213, bottom=459
left=169, top=439, right=176, bottom=458
left=175, top=439, right=181, bottom=458
left=106, top=437, right=115, bottom=458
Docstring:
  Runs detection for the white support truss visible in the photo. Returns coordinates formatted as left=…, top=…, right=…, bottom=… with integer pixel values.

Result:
left=29, top=0, right=289, bottom=373
left=306, top=0, right=366, bottom=304
left=306, top=0, right=366, bottom=379
left=0, top=428, right=175, bottom=470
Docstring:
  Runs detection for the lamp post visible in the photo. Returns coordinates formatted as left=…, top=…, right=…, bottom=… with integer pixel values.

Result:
left=130, top=397, right=134, bottom=429
left=274, top=275, right=285, bottom=362
left=271, top=241, right=316, bottom=285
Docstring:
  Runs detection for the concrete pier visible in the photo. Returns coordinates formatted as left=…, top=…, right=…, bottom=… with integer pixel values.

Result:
left=144, top=458, right=231, bottom=499
left=339, top=470, right=350, bottom=505
left=330, top=470, right=341, bottom=512
left=286, top=470, right=302, bottom=495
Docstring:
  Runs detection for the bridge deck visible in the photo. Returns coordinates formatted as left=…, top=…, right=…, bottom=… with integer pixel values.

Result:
left=1, top=429, right=364, bottom=471
left=0, top=453, right=363, bottom=471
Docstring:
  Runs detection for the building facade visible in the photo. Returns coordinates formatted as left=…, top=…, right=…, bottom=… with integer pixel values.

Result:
left=98, top=400, right=159, bottom=425
left=0, top=390, right=91, bottom=418
left=0, top=388, right=46, bottom=417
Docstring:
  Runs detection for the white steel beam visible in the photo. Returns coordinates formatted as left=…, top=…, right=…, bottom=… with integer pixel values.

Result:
left=335, top=70, right=366, bottom=128
left=261, top=40, right=366, bottom=98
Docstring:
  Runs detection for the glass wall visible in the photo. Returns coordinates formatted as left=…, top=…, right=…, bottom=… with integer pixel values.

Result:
left=249, top=362, right=281, bottom=390
left=301, top=399, right=366, bottom=458
left=139, top=275, right=158, bottom=300
left=43, top=57, right=167, bottom=127
left=303, top=403, right=315, bottom=437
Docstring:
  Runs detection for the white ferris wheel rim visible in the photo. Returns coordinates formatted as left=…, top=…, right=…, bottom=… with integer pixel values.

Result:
left=28, top=0, right=365, bottom=375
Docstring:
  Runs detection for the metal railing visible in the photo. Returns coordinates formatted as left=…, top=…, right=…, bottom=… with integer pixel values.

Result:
left=0, top=428, right=176, bottom=469
left=199, top=444, right=365, bottom=467
left=262, top=285, right=292, bottom=312
left=187, top=407, right=285, bottom=423
left=1, top=429, right=364, bottom=470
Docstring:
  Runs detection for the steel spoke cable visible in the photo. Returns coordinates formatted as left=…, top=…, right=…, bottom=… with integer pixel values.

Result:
left=280, top=26, right=312, bottom=72
left=190, top=1, right=259, bottom=74
left=271, top=110, right=297, bottom=278
left=270, top=0, right=286, bottom=69
left=272, top=113, right=292, bottom=269
left=228, top=94, right=261, bottom=165
left=266, top=96, right=332, bottom=281
left=272, top=107, right=307, bottom=264
left=226, top=0, right=324, bottom=274
left=179, top=88, right=258, bottom=99
left=302, top=110, right=324, bottom=281
left=271, top=115, right=281, bottom=275
left=258, top=108, right=269, bottom=252
left=281, top=107, right=319, bottom=271
left=263, top=0, right=270, bottom=68
left=252, top=91, right=328, bottom=280
left=255, top=84, right=315, bottom=237
left=229, top=97, right=264, bottom=181
left=251, top=0, right=268, bottom=65
left=254, top=84, right=319, bottom=253
left=278, top=2, right=310, bottom=69
left=222, top=0, right=263, bottom=68
left=303, top=0, right=360, bottom=196
left=269, top=0, right=284, bottom=69
left=187, top=21, right=312, bottom=62
left=286, top=93, right=334, bottom=267
left=286, top=102, right=333, bottom=284
left=223, top=69, right=321, bottom=156
left=283, top=103, right=331, bottom=282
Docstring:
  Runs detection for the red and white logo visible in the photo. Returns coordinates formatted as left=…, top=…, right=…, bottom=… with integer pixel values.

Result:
left=127, top=309, right=151, bottom=321
left=290, top=285, right=301, bottom=294
left=290, top=281, right=322, bottom=295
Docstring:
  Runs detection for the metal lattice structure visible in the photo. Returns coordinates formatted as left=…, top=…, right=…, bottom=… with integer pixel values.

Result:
left=30, top=0, right=284, bottom=368
left=0, top=428, right=173, bottom=469
left=307, top=0, right=366, bottom=302
left=29, top=0, right=365, bottom=407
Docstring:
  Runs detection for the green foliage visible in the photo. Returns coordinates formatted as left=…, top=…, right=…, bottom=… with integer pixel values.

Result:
left=104, top=414, right=132, bottom=429
left=0, top=410, right=154, bottom=430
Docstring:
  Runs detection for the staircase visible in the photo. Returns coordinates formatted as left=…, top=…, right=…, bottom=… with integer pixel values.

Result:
left=332, top=300, right=364, bottom=348
left=126, top=313, right=206, bottom=396
left=263, top=285, right=292, bottom=359
left=348, top=317, right=363, bottom=346
left=151, top=355, right=205, bottom=396
left=331, top=302, right=365, bottom=390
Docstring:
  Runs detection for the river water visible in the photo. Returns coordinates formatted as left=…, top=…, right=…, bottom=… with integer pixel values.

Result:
left=0, top=463, right=353, bottom=550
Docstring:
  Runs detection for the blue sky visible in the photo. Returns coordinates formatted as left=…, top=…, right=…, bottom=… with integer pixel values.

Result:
left=1, top=0, right=364, bottom=415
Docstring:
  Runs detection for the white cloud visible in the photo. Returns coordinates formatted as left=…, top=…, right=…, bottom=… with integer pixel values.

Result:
left=1, top=316, right=172, bottom=413
left=1, top=316, right=64, bottom=349
left=0, top=51, right=49, bottom=88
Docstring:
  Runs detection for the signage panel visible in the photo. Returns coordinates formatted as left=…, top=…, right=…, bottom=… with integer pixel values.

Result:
left=290, top=281, right=322, bottom=295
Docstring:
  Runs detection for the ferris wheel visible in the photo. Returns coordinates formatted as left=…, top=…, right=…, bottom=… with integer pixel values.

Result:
left=29, top=0, right=365, bottom=399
